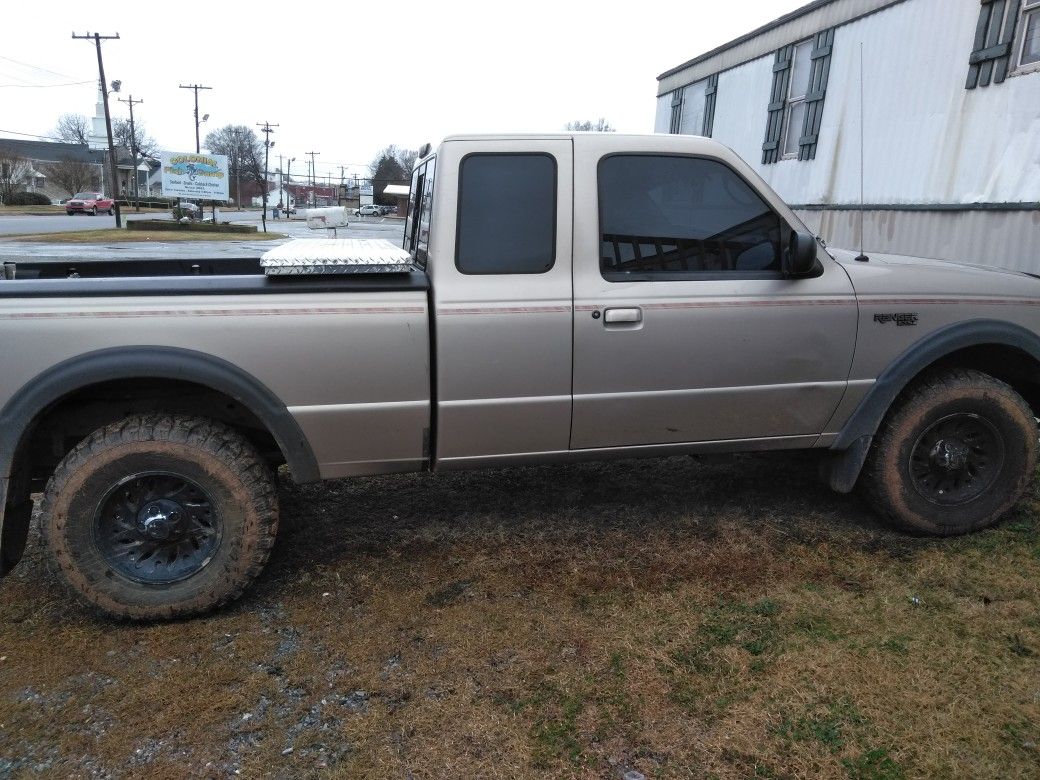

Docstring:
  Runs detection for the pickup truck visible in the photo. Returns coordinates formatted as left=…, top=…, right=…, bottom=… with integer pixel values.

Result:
left=2, top=133, right=1039, bottom=620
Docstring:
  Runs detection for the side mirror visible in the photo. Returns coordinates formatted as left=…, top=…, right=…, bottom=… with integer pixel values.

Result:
left=783, top=231, right=819, bottom=277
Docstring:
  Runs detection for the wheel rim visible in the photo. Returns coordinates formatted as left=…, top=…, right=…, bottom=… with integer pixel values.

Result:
left=908, top=413, right=1005, bottom=506
left=93, top=471, right=223, bottom=584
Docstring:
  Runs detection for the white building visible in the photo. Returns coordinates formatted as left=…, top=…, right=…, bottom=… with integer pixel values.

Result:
left=654, top=0, right=1040, bottom=271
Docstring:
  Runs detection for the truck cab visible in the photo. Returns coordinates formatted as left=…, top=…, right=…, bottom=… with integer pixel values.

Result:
left=406, top=134, right=855, bottom=468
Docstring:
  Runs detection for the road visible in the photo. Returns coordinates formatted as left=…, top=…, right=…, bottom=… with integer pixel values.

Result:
left=0, top=209, right=396, bottom=238
left=0, top=211, right=173, bottom=237
left=0, top=215, right=406, bottom=260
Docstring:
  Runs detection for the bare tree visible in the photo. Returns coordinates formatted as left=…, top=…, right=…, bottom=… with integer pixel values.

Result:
left=204, top=125, right=265, bottom=205
left=564, top=118, right=615, bottom=132
left=52, top=114, right=91, bottom=145
left=41, top=158, right=100, bottom=196
left=396, top=148, right=418, bottom=173
left=113, top=119, right=157, bottom=158
left=0, top=154, right=33, bottom=203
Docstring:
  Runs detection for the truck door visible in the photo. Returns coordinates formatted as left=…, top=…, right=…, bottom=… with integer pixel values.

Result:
left=571, top=149, right=857, bottom=450
left=430, top=138, right=574, bottom=466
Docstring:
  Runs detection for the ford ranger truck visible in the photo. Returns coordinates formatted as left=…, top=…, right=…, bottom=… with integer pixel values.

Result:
left=2, top=133, right=1039, bottom=620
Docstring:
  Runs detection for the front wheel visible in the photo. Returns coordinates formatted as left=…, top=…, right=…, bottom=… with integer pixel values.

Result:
left=41, top=414, right=279, bottom=620
left=860, top=369, right=1037, bottom=535
left=90, top=206, right=97, bottom=216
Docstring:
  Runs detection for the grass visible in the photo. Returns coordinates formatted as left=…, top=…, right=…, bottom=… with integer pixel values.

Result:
left=7, top=228, right=286, bottom=243
left=0, top=452, right=1038, bottom=777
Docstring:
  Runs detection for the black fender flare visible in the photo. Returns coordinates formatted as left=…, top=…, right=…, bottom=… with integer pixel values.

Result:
left=826, top=319, right=1040, bottom=493
left=0, top=346, right=320, bottom=574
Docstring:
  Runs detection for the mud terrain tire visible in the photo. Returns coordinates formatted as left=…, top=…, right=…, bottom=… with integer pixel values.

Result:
left=861, top=369, right=1037, bottom=535
left=41, top=414, right=278, bottom=620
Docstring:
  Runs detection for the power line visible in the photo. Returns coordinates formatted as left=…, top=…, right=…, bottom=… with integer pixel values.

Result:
left=0, top=128, right=68, bottom=141
left=0, top=80, right=94, bottom=88
left=0, top=55, right=78, bottom=81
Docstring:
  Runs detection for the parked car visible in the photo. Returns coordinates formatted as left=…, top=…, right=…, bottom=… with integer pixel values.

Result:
left=65, top=192, right=114, bottom=216
left=4, top=132, right=1040, bottom=619
left=354, top=204, right=382, bottom=217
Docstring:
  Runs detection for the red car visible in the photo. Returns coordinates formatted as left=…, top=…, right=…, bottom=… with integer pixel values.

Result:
left=66, top=191, right=115, bottom=216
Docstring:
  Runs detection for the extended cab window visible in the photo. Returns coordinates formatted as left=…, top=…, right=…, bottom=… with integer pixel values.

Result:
left=405, top=157, right=435, bottom=264
left=456, top=153, right=556, bottom=274
left=598, top=155, right=783, bottom=280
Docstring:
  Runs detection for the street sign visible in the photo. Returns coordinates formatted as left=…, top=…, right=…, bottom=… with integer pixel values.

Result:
left=160, top=151, right=230, bottom=201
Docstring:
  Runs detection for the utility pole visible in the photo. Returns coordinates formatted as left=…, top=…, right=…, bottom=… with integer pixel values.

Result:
left=73, top=32, right=122, bottom=227
left=306, top=151, right=319, bottom=208
left=286, top=157, right=295, bottom=213
left=117, top=94, right=143, bottom=210
left=231, top=127, right=242, bottom=208
left=178, top=83, right=212, bottom=154
left=257, top=122, right=278, bottom=233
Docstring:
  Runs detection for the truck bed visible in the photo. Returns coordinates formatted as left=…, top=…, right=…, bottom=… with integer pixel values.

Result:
left=0, top=257, right=432, bottom=480
left=0, top=258, right=429, bottom=297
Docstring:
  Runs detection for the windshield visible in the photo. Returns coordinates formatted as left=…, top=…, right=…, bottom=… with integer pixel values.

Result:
left=72, top=192, right=97, bottom=199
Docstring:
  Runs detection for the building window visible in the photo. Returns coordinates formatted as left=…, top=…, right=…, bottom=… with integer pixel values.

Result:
left=669, top=90, right=683, bottom=134
left=455, top=154, right=556, bottom=275
left=967, top=0, right=1032, bottom=88
left=1018, top=0, right=1040, bottom=69
left=598, top=154, right=784, bottom=280
left=782, top=40, right=814, bottom=158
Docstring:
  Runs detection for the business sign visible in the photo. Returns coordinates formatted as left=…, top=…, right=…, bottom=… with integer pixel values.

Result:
left=360, top=183, right=373, bottom=206
left=160, top=151, right=229, bottom=200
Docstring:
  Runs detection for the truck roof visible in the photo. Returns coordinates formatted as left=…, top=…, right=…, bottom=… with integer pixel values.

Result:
left=422, top=132, right=733, bottom=166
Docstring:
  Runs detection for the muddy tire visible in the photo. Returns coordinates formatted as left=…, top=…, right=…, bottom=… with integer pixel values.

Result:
left=40, top=414, right=278, bottom=620
left=860, top=369, right=1037, bottom=535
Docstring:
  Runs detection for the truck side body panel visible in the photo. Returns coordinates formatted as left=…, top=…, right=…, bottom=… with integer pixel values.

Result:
left=429, top=138, right=576, bottom=466
left=0, top=290, right=431, bottom=479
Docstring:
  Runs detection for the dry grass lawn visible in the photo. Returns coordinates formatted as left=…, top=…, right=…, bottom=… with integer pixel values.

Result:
left=8, top=229, right=285, bottom=243
left=0, top=453, right=1037, bottom=778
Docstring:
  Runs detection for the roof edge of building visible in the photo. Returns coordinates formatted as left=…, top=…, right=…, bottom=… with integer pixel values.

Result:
left=656, top=0, right=907, bottom=95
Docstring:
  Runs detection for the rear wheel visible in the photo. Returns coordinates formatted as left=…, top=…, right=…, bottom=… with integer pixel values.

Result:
left=860, top=369, right=1037, bottom=535
left=41, top=414, right=279, bottom=620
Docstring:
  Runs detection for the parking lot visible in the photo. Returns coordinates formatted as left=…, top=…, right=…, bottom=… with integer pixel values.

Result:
left=1, top=453, right=1037, bottom=778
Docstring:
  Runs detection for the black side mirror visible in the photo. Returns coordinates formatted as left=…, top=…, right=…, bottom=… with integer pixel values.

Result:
left=783, top=231, right=819, bottom=277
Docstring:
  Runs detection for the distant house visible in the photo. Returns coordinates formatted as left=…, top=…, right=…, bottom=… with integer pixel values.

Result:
left=654, top=0, right=1040, bottom=271
left=0, top=138, right=140, bottom=202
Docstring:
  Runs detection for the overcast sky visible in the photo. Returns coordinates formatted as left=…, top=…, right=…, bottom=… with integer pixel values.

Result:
left=2, top=0, right=806, bottom=180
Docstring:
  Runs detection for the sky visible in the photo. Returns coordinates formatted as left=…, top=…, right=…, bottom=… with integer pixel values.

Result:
left=2, top=0, right=808, bottom=181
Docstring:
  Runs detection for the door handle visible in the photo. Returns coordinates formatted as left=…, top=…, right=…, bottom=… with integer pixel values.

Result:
left=603, top=307, right=642, bottom=324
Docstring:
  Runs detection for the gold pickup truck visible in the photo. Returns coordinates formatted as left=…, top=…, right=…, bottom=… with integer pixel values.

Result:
left=2, top=133, right=1039, bottom=619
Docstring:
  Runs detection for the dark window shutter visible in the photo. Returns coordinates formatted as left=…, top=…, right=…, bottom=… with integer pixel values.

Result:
left=762, top=45, right=793, bottom=164
left=798, top=28, right=835, bottom=161
left=967, top=0, right=1021, bottom=88
left=669, top=90, right=683, bottom=134
left=702, top=73, right=718, bottom=137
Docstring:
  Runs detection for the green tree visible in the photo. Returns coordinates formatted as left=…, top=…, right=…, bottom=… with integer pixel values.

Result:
left=369, top=145, right=410, bottom=205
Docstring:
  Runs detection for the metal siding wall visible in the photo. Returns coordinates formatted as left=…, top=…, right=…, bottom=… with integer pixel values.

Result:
left=654, top=94, right=671, bottom=134
left=797, top=208, right=1040, bottom=272
left=689, top=0, right=1040, bottom=205
left=658, top=0, right=906, bottom=94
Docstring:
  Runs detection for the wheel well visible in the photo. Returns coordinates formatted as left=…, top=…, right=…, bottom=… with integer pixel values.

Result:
left=918, top=344, right=1040, bottom=417
left=19, top=378, right=284, bottom=487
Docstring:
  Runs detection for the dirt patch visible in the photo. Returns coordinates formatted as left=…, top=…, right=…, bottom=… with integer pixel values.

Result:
left=1, top=453, right=1038, bottom=777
